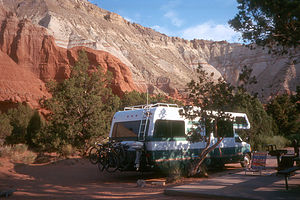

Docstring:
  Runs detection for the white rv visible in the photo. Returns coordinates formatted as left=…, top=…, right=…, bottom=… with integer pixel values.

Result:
left=109, top=103, right=251, bottom=171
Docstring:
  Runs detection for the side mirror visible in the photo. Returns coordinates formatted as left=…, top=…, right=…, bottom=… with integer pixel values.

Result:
left=235, top=136, right=243, bottom=143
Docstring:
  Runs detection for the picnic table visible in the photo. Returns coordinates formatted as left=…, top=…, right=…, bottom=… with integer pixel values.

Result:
left=267, top=145, right=288, bottom=168
left=267, top=143, right=300, bottom=190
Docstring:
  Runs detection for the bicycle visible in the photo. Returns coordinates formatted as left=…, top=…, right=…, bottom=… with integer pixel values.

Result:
left=91, top=140, right=131, bottom=173
left=99, top=141, right=120, bottom=173
left=114, top=142, right=130, bottom=171
left=88, top=143, right=105, bottom=165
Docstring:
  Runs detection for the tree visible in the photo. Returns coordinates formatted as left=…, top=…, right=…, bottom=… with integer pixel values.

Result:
left=229, top=0, right=300, bottom=55
left=232, top=92, right=275, bottom=150
left=180, top=65, right=275, bottom=176
left=0, top=112, right=13, bottom=145
left=180, top=66, right=235, bottom=176
left=119, top=91, right=182, bottom=110
left=27, top=111, right=44, bottom=147
left=6, top=103, right=35, bottom=144
left=119, top=91, right=148, bottom=109
left=40, top=50, right=120, bottom=152
left=291, top=86, right=300, bottom=112
left=229, top=66, right=275, bottom=150
left=266, top=93, right=300, bottom=139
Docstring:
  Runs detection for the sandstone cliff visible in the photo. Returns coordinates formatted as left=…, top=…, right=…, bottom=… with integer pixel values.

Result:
left=0, top=5, right=138, bottom=110
left=1, top=0, right=299, bottom=102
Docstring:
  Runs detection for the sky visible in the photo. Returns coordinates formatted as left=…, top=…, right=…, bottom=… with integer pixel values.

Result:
left=88, top=0, right=242, bottom=43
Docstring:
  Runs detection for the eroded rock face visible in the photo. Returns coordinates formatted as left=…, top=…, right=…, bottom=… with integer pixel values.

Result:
left=0, top=50, right=48, bottom=111
left=0, top=6, right=138, bottom=110
left=1, top=0, right=299, bottom=102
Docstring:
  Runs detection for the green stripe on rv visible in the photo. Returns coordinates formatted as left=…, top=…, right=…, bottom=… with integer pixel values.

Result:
left=110, top=136, right=188, bottom=142
left=148, top=147, right=245, bottom=163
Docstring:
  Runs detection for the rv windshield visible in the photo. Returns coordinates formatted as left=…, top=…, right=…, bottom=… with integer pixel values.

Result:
left=112, top=120, right=141, bottom=140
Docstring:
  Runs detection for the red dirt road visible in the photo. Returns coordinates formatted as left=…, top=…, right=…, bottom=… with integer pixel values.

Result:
left=0, top=157, right=241, bottom=199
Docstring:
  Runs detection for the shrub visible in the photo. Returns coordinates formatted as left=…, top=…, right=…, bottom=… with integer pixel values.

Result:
left=6, top=103, right=34, bottom=144
left=13, top=143, right=28, bottom=154
left=252, top=135, right=290, bottom=151
left=0, top=113, right=13, bottom=145
left=22, top=151, right=37, bottom=164
left=0, top=144, right=36, bottom=164
left=0, top=145, right=13, bottom=157
left=60, top=144, right=76, bottom=157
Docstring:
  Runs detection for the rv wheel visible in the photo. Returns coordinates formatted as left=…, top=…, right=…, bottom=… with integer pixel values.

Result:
left=241, top=154, right=251, bottom=168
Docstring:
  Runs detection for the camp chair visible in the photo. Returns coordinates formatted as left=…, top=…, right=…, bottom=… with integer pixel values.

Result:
left=245, top=151, right=267, bottom=175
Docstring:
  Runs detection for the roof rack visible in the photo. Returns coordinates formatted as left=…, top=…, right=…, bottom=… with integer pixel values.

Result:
left=124, top=103, right=178, bottom=110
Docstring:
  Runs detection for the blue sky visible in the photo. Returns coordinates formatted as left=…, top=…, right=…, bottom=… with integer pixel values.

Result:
left=88, top=0, right=241, bottom=43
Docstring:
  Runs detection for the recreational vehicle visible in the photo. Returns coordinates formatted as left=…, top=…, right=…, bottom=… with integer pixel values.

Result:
left=108, top=103, right=251, bottom=172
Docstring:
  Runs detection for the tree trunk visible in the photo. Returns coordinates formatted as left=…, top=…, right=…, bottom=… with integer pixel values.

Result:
left=188, top=122, right=224, bottom=176
left=188, top=137, right=223, bottom=176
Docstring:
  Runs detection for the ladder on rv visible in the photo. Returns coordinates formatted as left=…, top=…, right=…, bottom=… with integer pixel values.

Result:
left=138, top=106, right=151, bottom=141
left=124, top=103, right=178, bottom=140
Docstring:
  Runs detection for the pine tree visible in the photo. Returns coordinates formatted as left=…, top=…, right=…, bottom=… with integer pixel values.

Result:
left=180, top=65, right=235, bottom=176
left=41, top=50, right=120, bottom=152
left=229, top=0, right=300, bottom=55
left=181, top=65, right=274, bottom=176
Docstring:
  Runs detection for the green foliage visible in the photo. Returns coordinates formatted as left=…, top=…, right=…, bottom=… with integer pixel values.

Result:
left=40, top=50, right=120, bottom=152
left=291, top=86, right=300, bottom=112
left=182, top=65, right=236, bottom=143
left=229, top=0, right=300, bottom=54
left=150, top=93, right=183, bottom=106
left=119, top=91, right=182, bottom=110
left=61, top=144, right=76, bottom=157
left=253, top=135, right=290, bottom=150
left=5, top=103, right=35, bottom=144
left=266, top=93, right=300, bottom=140
left=27, top=111, right=44, bottom=147
left=0, top=103, right=44, bottom=148
left=119, top=91, right=148, bottom=109
left=183, top=64, right=276, bottom=159
left=180, top=65, right=238, bottom=176
left=232, top=92, right=275, bottom=150
left=0, top=112, right=13, bottom=145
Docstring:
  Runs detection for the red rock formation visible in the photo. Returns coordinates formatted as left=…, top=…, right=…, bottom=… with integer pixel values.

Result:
left=0, top=50, right=48, bottom=111
left=0, top=5, right=139, bottom=110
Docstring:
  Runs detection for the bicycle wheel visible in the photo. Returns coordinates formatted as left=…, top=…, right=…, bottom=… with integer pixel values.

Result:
left=97, top=159, right=106, bottom=172
left=116, top=146, right=130, bottom=171
left=105, top=152, right=119, bottom=173
left=89, top=146, right=99, bottom=164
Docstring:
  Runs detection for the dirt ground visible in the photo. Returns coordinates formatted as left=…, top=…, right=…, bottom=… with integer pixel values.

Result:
left=0, top=156, right=243, bottom=200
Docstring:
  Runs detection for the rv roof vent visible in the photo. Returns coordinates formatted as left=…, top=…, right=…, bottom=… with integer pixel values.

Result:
left=124, top=103, right=178, bottom=110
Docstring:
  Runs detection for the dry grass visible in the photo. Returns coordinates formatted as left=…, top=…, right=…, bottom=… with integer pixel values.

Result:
left=0, top=144, right=37, bottom=164
left=61, top=144, right=77, bottom=157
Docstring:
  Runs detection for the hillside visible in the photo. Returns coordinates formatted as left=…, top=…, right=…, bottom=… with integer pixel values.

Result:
left=0, top=5, right=138, bottom=110
left=1, top=0, right=299, bottom=102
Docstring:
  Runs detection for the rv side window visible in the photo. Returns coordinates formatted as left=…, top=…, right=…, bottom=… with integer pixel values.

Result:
left=217, top=120, right=234, bottom=137
left=112, top=120, right=141, bottom=139
left=153, top=120, right=185, bottom=138
left=234, top=117, right=248, bottom=128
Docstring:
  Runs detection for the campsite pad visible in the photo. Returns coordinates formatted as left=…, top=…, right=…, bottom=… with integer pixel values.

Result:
left=165, top=170, right=300, bottom=200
